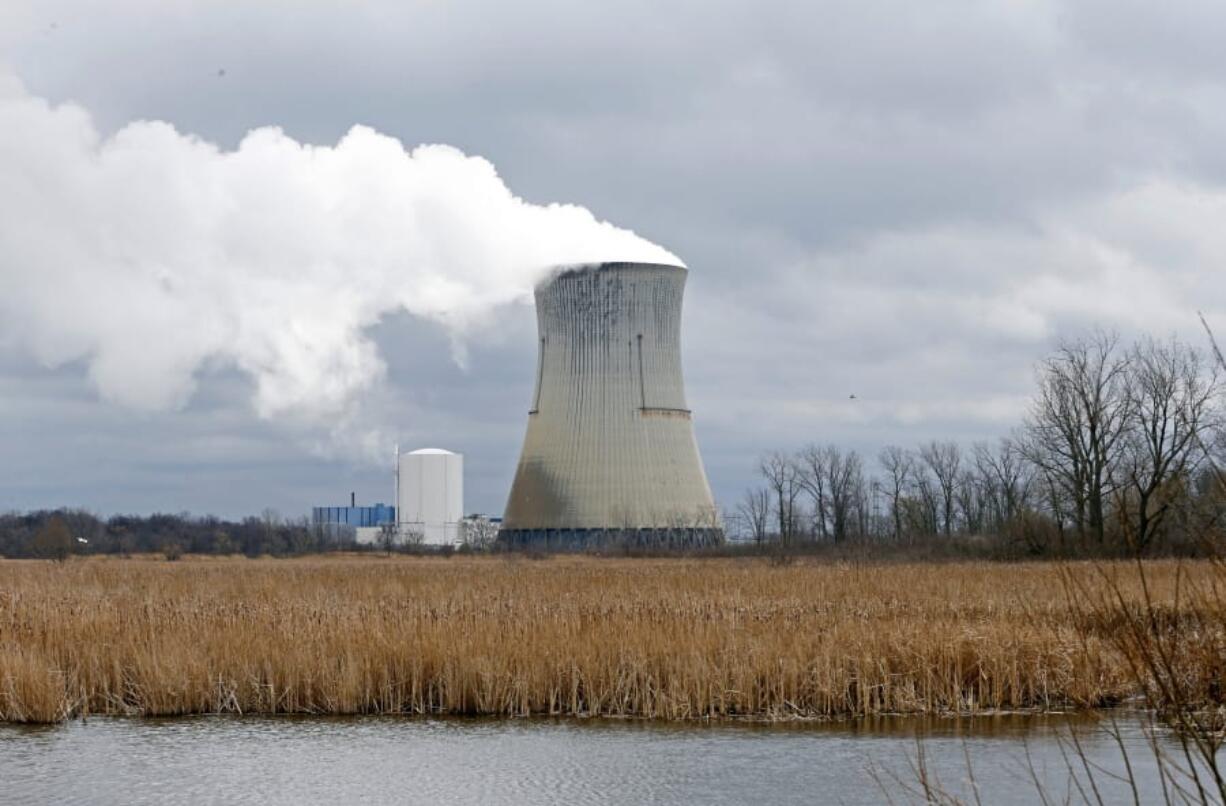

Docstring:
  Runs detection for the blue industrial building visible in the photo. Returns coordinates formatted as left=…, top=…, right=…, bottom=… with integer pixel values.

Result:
left=311, top=503, right=395, bottom=528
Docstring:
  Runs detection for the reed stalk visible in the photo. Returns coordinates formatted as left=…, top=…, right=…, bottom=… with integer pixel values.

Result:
left=0, top=556, right=1219, bottom=724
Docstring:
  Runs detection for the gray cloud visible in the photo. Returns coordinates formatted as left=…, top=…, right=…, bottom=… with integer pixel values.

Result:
left=3, top=0, right=1226, bottom=518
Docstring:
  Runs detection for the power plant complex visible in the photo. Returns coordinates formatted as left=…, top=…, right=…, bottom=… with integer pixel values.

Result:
left=312, top=449, right=470, bottom=546
left=312, top=261, right=721, bottom=549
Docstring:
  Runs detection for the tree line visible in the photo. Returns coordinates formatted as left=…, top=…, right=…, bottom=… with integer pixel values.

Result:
left=728, top=331, right=1226, bottom=556
left=0, top=509, right=355, bottom=560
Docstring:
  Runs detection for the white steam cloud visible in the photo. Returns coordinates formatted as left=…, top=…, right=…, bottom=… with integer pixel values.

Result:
left=0, top=71, right=680, bottom=438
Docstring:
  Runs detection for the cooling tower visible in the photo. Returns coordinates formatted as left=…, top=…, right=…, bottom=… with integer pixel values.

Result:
left=500, top=262, right=721, bottom=549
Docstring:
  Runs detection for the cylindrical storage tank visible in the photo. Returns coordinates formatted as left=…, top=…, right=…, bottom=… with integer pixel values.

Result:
left=397, top=448, right=463, bottom=544
left=500, top=262, right=722, bottom=549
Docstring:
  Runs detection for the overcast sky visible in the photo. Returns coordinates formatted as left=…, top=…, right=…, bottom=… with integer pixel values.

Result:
left=3, top=0, right=1226, bottom=519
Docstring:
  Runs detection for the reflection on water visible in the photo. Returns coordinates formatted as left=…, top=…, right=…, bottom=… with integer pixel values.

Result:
left=0, top=712, right=1201, bottom=805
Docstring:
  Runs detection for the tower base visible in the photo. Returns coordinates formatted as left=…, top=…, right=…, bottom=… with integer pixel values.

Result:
left=497, top=527, right=723, bottom=552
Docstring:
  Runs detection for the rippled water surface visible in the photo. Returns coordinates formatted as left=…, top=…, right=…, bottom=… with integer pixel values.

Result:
left=0, top=713, right=1194, bottom=804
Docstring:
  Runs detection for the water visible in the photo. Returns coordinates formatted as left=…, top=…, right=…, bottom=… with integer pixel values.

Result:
left=0, top=713, right=1209, bottom=805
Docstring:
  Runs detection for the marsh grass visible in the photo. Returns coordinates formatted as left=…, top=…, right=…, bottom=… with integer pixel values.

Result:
left=0, top=556, right=1219, bottom=724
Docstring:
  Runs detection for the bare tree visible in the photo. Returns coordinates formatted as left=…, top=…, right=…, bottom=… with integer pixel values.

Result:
left=286, top=516, right=314, bottom=554
left=1022, top=331, right=1132, bottom=547
left=911, top=465, right=942, bottom=537
left=827, top=448, right=865, bottom=543
left=737, top=487, right=772, bottom=546
left=31, top=516, right=73, bottom=562
left=461, top=516, right=500, bottom=550
left=954, top=469, right=984, bottom=535
left=852, top=474, right=872, bottom=539
left=384, top=523, right=421, bottom=555
left=796, top=445, right=864, bottom=543
left=878, top=446, right=915, bottom=543
left=919, top=441, right=962, bottom=536
left=795, top=445, right=829, bottom=541
left=1119, top=336, right=1221, bottom=552
left=759, top=452, right=801, bottom=543
left=973, top=438, right=1033, bottom=532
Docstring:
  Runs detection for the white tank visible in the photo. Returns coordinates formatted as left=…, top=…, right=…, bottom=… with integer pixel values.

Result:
left=396, top=448, right=463, bottom=545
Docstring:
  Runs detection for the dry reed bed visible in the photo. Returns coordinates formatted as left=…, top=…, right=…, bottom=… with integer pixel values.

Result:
left=0, top=556, right=1217, bottom=723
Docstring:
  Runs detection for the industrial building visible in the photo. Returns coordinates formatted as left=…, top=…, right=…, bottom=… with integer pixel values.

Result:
left=311, top=495, right=395, bottom=544
left=500, top=261, right=722, bottom=549
left=310, top=450, right=464, bottom=547
left=396, top=448, right=464, bottom=544
left=311, top=501, right=395, bottom=529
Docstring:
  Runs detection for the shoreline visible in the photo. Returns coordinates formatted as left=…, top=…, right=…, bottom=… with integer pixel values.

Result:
left=3, top=703, right=1154, bottom=729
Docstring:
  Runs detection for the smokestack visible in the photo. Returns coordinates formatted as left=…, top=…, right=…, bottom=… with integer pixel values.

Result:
left=351, top=491, right=356, bottom=508
left=500, top=262, right=721, bottom=549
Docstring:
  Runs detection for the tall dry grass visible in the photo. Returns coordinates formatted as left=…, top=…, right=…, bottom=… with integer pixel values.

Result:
left=0, top=555, right=1219, bottom=723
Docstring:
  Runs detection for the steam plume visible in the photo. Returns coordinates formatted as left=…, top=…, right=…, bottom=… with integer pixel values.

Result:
left=0, top=71, right=680, bottom=437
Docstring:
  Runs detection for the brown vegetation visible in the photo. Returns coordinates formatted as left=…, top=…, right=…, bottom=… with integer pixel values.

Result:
left=29, top=516, right=73, bottom=563
left=897, top=556, right=1226, bottom=804
left=1, top=555, right=1222, bottom=724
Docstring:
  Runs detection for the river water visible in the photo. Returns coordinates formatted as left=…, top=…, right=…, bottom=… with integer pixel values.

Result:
left=0, top=713, right=1208, bottom=804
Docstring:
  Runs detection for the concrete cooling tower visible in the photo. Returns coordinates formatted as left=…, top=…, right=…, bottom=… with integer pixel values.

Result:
left=500, top=261, right=722, bottom=549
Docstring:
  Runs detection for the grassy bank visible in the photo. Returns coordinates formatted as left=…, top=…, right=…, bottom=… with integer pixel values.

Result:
left=0, top=555, right=1220, bottom=723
